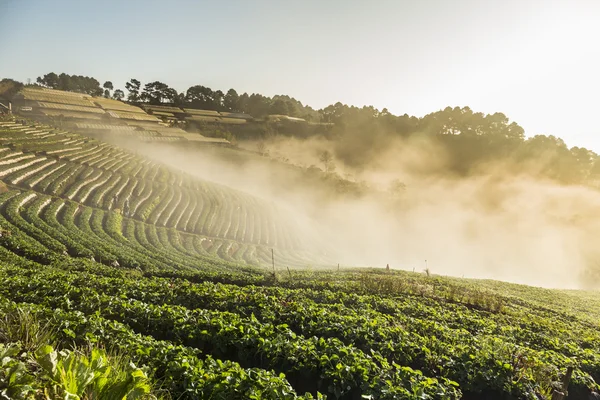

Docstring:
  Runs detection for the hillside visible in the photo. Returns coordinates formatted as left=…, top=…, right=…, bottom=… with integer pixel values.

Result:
left=0, top=116, right=599, bottom=399
left=0, top=119, right=329, bottom=268
left=9, top=86, right=230, bottom=144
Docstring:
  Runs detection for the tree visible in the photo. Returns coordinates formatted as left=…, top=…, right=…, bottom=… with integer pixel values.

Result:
left=36, top=72, right=59, bottom=89
left=270, top=99, right=289, bottom=115
left=36, top=72, right=102, bottom=95
left=125, top=79, right=141, bottom=102
left=285, top=100, right=299, bottom=117
left=0, top=78, right=24, bottom=98
left=140, top=81, right=175, bottom=104
left=38, top=73, right=103, bottom=95
left=173, top=92, right=186, bottom=107
left=237, top=92, right=250, bottom=113
left=246, top=93, right=271, bottom=117
left=57, top=73, right=71, bottom=91
left=271, top=94, right=316, bottom=119
left=103, top=81, right=113, bottom=98
left=163, top=87, right=179, bottom=104
left=224, top=89, right=239, bottom=111
left=213, top=90, right=224, bottom=110
left=112, top=89, right=125, bottom=101
left=185, top=85, right=215, bottom=109
left=319, top=102, right=346, bottom=124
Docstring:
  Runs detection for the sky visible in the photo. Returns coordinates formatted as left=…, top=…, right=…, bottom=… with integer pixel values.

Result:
left=1, top=0, right=599, bottom=150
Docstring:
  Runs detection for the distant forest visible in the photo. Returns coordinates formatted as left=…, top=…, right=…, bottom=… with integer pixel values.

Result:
left=33, top=73, right=321, bottom=121
left=3, top=73, right=600, bottom=186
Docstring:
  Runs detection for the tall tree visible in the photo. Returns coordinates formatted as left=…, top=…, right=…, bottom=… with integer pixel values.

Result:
left=57, top=73, right=72, bottom=92
left=140, top=81, right=174, bottom=104
left=224, top=88, right=239, bottom=112
left=213, top=90, right=224, bottom=110
left=185, top=85, right=215, bottom=109
left=125, top=79, right=141, bottom=102
left=36, top=72, right=59, bottom=89
left=103, top=81, right=113, bottom=98
left=237, top=92, right=250, bottom=113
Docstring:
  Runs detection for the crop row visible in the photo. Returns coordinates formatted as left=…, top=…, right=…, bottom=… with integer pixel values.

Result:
left=0, top=265, right=460, bottom=399
left=2, top=260, right=598, bottom=399
left=0, top=297, right=316, bottom=400
left=0, top=126, right=307, bottom=255
left=0, top=188, right=314, bottom=274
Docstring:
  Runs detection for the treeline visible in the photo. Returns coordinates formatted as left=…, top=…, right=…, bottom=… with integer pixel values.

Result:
left=321, top=103, right=600, bottom=185
left=34, top=73, right=320, bottom=120
left=24, top=73, right=600, bottom=185
left=36, top=73, right=122, bottom=100
left=123, top=79, right=319, bottom=120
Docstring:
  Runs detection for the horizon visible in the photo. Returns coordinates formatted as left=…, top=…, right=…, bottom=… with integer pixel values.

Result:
left=1, top=0, right=599, bottom=151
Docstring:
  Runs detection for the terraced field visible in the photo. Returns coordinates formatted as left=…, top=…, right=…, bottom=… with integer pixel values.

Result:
left=15, top=87, right=229, bottom=143
left=1, top=117, right=600, bottom=399
left=0, top=120, right=328, bottom=269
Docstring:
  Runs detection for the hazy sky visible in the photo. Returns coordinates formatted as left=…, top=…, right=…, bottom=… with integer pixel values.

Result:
left=1, top=0, right=599, bottom=150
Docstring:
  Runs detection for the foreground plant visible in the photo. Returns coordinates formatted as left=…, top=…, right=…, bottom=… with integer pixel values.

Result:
left=0, top=343, right=36, bottom=400
left=36, top=345, right=154, bottom=400
left=0, top=341, right=157, bottom=400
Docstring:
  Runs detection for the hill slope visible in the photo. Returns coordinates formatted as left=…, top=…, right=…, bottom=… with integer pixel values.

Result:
left=0, top=118, right=599, bottom=399
left=0, top=119, right=329, bottom=269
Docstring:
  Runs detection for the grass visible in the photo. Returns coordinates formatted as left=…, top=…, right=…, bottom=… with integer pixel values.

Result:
left=0, top=304, right=163, bottom=400
left=0, top=306, right=56, bottom=353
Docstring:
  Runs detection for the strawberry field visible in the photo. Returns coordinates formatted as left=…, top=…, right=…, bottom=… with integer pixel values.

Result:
left=0, top=119, right=599, bottom=399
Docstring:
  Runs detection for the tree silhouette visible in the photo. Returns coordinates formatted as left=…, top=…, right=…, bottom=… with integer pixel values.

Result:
left=112, top=89, right=125, bottom=101
left=103, top=81, right=113, bottom=98
left=125, top=79, right=141, bottom=102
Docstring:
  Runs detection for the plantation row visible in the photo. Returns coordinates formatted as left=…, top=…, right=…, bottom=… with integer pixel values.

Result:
left=0, top=279, right=309, bottom=398
left=0, top=274, right=455, bottom=398
left=1, top=252, right=599, bottom=398
left=0, top=121, right=318, bottom=259
left=0, top=188, right=326, bottom=272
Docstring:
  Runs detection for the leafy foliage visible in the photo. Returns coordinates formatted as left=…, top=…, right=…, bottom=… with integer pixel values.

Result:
left=36, top=73, right=103, bottom=96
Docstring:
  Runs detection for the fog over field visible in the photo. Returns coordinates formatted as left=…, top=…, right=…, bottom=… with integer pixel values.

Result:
left=107, top=132, right=600, bottom=290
